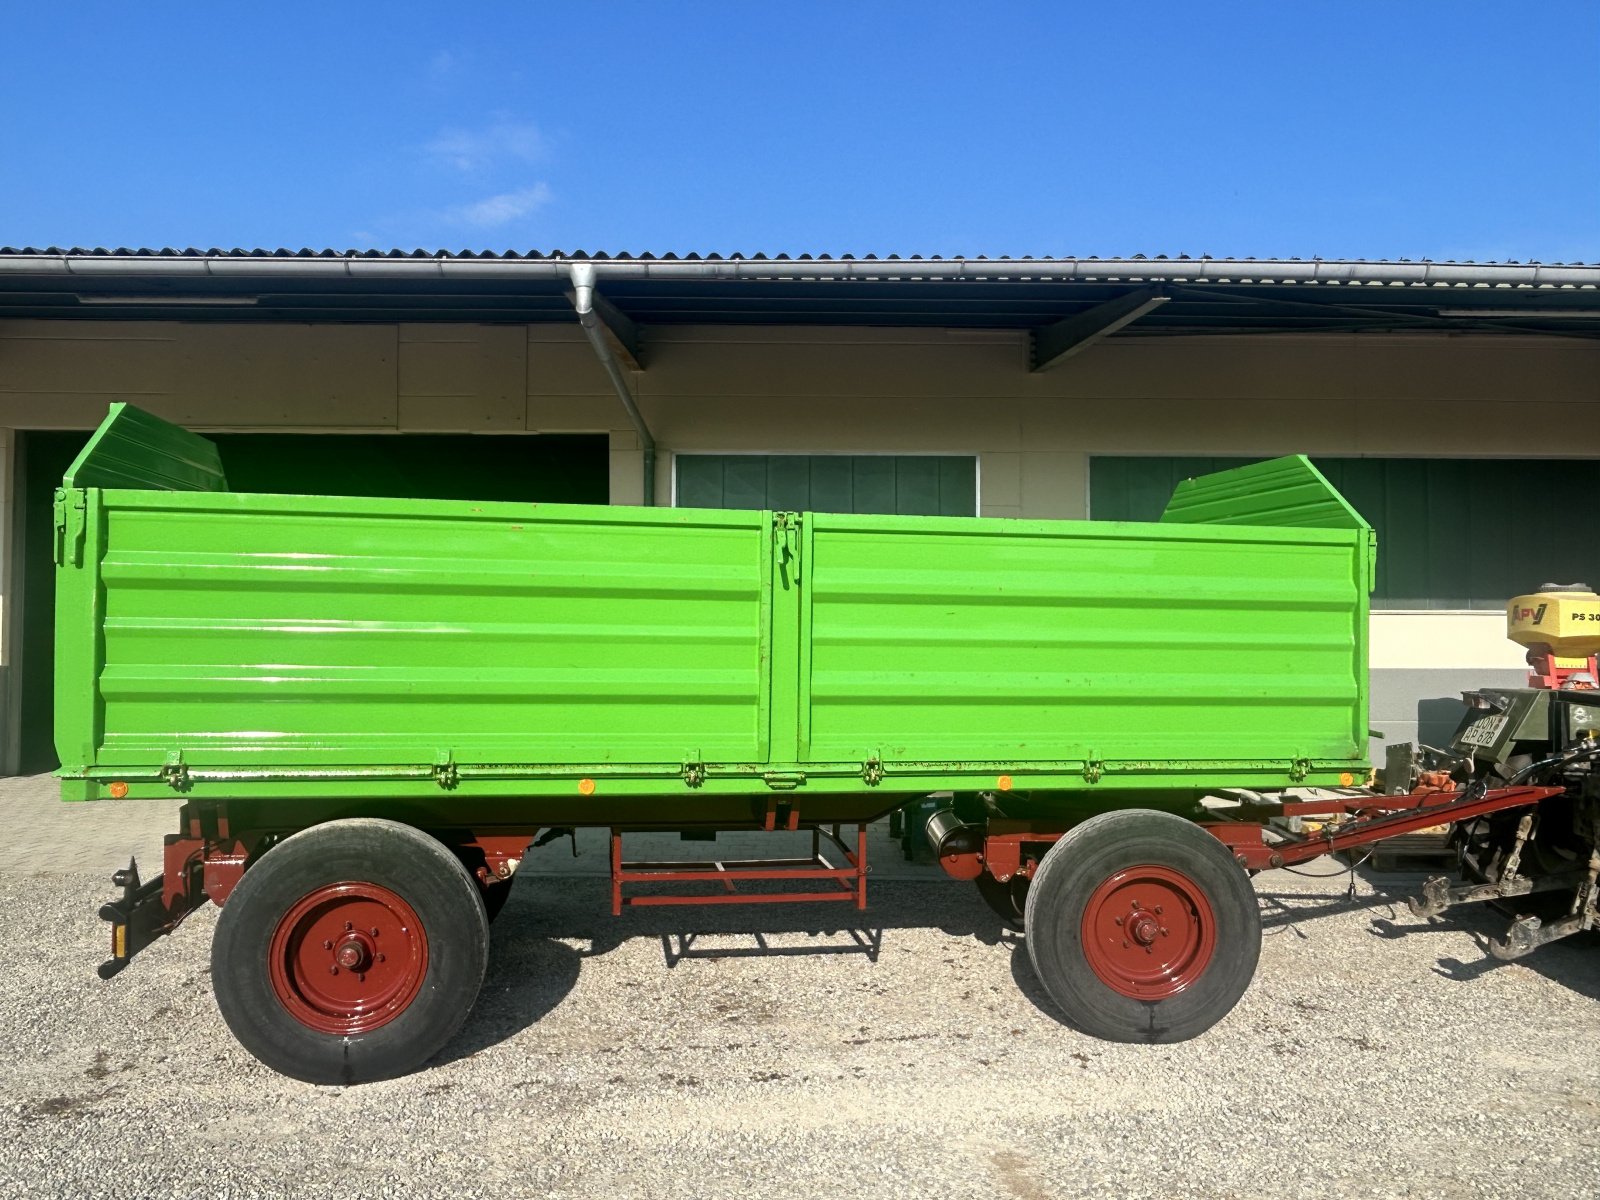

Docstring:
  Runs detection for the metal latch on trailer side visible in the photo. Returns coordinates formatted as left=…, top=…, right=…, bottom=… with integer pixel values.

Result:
left=763, top=771, right=806, bottom=791
left=775, top=512, right=801, bottom=588
left=53, top=488, right=87, bottom=567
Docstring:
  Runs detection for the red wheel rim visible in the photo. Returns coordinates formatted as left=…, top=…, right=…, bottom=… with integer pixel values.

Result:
left=1080, top=864, right=1215, bottom=1000
left=267, top=883, right=429, bottom=1036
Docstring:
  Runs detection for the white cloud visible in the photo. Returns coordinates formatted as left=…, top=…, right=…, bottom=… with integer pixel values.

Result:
left=446, top=184, right=553, bottom=228
left=426, top=118, right=545, bottom=173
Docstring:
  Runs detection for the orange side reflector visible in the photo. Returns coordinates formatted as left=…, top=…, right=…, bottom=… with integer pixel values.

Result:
left=108, top=781, right=129, bottom=799
left=578, top=778, right=596, bottom=795
left=997, top=775, right=1013, bottom=791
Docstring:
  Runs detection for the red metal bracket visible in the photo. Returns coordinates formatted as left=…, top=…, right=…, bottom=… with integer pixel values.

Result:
left=452, top=833, right=535, bottom=890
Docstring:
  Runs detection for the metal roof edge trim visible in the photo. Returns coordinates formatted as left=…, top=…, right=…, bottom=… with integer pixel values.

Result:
left=1, top=254, right=1598, bottom=288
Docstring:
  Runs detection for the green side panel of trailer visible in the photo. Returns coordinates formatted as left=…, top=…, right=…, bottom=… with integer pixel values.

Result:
left=799, top=508, right=1369, bottom=769
left=55, top=406, right=1373, bottom=808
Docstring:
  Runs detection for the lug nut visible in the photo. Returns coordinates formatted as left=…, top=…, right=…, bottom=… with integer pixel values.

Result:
left=1113, top=916, right=1124, bottom=927
left=375, top=953, right=386, bottom=963
left=322, top=939, right=333, bottom=950
left=329, top=965, right=339, bottom=975
left=370, top=927, right=379, bottom=937
left=345, top=921, right=353, bottom=931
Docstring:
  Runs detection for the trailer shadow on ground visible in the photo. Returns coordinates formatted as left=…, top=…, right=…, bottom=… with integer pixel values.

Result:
left=430, top=867, right=1600, bottom=1064
left=430, top=875, right=1023, bottom=1064
left=428, top=933, right=586, bottom=1069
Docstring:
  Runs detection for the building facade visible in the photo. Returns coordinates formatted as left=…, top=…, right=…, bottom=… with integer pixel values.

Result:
left=3, top=251, right=1598, bottom=774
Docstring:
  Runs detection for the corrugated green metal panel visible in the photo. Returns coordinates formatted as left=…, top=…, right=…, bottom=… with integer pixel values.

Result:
left=63, top=402, right=228, bottom=492
left=1161, top=455, right=1369, bottom=531
left=56, top=408, right=1371, bottom=803
left=62, top=491, right=771, bottom=770
left=676, top=454, right=976, bottom=517
left=800, top=513, right=1367, bottom=767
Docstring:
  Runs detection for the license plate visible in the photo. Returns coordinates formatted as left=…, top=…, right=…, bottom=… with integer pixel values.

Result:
left=1457, top=712, right=1508, bottom=748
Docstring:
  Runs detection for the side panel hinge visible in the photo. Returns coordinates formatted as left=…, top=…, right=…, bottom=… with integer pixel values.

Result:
left=162, top=750, right=191, bottom=793
left=433, top=751, right=459, bottom=790
left=1082, top=759, right=1104, bottom=784
left=862, top=755, right=885, bottom=786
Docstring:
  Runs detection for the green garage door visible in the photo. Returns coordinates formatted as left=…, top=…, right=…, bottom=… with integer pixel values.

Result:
left=676, top=454, right=977, bottom=517
left=1091, top=455, right=1600, bottom=610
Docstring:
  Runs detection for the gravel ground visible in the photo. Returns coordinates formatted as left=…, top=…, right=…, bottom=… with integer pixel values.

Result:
left=1, top=774, right=1597, bottom=1200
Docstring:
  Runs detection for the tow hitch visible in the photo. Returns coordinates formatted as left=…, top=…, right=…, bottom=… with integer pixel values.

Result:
left=94, top=810, right=253, bottom=979
left=97, top=858, right=176, bottom=979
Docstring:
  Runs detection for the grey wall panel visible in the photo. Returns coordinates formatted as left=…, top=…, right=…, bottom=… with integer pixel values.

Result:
left=1369, top=666, right=1525, bottom=756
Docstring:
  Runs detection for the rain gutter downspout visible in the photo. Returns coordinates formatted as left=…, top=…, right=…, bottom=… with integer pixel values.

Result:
left=567, top=261, right=656, bottom=506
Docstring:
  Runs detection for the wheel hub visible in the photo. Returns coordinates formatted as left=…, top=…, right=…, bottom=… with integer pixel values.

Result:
left=1081, top=865, right=1216, bottom=1000
left=268, top=883, right=428, bottom=1036
left=1127, top=912, right=1161, bottom=947
left=334, top=934, right=373, bottom=972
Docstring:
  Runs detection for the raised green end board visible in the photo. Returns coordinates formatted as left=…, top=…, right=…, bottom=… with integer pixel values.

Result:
left=1161, top=455, right=1368, bottom=531
left=63, top=402, right=228, bottom=493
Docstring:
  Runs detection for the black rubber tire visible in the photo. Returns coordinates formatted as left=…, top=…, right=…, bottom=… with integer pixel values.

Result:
left=975, top=872, right=1028, bottom=931
left=1024, top=809, right=1260, bottom=1044
left=212, top=818, right=490, bottom=1085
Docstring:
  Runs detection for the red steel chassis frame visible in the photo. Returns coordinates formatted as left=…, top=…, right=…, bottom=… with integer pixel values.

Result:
left=1197, top=784, right=1565, bottom=871
left=941, top=784, right=1567, bottom=885
left=93, top=784, right=1562, bottom=979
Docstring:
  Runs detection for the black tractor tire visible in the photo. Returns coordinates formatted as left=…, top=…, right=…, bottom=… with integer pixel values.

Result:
left=212, top=818, right=490, bottom=1085
left=1024, top=809, right=1260, bottom=1044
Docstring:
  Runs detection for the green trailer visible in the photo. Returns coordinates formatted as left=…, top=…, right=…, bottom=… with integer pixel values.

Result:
left=62, top=403, right=1384, bottom=1082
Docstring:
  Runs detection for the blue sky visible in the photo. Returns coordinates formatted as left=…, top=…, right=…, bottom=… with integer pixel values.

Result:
left=2, top=2, right=1596, bottom=261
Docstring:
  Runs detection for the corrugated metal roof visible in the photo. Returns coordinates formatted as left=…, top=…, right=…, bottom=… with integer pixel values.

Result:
left=1, top=249, right=1597, bottom=338
left=1, top=247, right=1595, bottom=271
